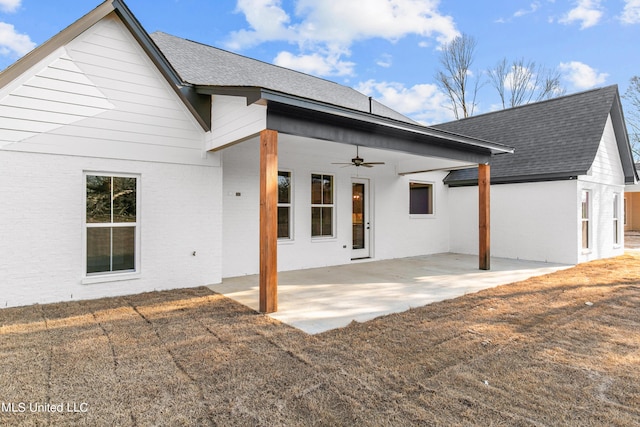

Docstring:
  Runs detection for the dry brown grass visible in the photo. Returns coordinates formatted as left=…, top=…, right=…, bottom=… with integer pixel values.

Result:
left=1, top=254, right=639, bottom=426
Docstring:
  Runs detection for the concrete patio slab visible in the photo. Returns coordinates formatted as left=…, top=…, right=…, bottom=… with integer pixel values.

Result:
left=209, top=253, right=571, bottom=334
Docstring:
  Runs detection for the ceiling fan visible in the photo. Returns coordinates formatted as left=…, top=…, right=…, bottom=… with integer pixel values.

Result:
left=332, top=146, right=385, bottom=168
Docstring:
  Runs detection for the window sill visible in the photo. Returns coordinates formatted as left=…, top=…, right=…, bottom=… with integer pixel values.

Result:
left=410, top=214, right=436, bottom=219
left=82, top=272, right=141, bottom=285
left=311, top=236, right=337, bottom=242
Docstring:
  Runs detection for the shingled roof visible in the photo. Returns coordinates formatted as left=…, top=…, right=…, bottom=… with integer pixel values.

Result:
left=434, top=85, right=636, bottom=186
left=150, top=32, right=415, bottom=124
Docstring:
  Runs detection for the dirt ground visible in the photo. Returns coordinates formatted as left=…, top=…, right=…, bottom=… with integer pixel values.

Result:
left=0, top=254, right=639, bottom=426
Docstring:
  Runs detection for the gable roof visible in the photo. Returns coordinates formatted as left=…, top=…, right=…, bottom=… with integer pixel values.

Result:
left=434, top=85, right=637, bottom=186
left=0, top=0, right=514, bottom=163
left=149, top=32, right=415, bottom=124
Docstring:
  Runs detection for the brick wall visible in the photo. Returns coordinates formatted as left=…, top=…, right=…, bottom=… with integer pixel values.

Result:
left=0, top=150, right=222, bottom=308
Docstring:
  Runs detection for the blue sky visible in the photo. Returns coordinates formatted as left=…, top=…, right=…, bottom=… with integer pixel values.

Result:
left=0, top=0, right=637, bottom=124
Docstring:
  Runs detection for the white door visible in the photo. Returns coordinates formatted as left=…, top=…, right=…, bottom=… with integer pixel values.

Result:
left=351, top=178, right=370, bottom=259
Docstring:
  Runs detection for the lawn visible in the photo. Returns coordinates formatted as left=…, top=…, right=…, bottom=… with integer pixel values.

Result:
left=1, top=254, right=639, bottom=426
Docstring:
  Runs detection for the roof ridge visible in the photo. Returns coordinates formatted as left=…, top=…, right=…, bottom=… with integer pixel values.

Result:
left=436, top=85, right=618, bottom=125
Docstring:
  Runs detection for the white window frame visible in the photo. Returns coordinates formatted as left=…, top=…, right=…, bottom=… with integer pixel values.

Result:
left=409, top=180, right=435, bottom=218
left=82, top=172, right=141, bottom=284
left=311, top=173, right=335, bottom=239
left=581, top=190, right=591, bottom=252
left=613, top=193, right=621, bottom=247
left=278, top=170, right=294, bottom=241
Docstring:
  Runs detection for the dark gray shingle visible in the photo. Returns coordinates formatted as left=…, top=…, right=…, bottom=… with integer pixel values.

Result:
left=150, top=32, right=415, bottom=124
left=433, top=86, right=619, bottom=185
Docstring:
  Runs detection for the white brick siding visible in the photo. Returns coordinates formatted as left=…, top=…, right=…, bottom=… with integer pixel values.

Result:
left=0, top=150, right=222, bottom=308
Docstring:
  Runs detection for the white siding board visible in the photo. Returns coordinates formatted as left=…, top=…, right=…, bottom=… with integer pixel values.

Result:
left=69, top=50, right=152, bottom=77
left=3, top=95, right=108, bottom=116
left=587, top=115, right=624, bottom=185
left=43, top=124, right=201, bottom=148
left=0, top=129, right=37, bottom=145
left=208, top=95, right=266, bottom=151
left=6, top=135, right=207, bottom=165
left=0, top=105, right=88, bottom=123
left=0, top=14, right=209, bottom=165
left=24, top=75, right=109, bottom=99
left=0, top=116, right=68, bottom=133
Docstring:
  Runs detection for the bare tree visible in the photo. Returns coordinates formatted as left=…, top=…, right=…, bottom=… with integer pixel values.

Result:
left=623, top=76, right=640, bottom=161
left=435, top=34, right=483, bottom=119
left=488, top=58, right=565, bottom=109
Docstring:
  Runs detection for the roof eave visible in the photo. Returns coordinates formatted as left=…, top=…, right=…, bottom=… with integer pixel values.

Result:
left=195, top=85, right=515, bottom=158
left=445, top=171, right=585, bottom=187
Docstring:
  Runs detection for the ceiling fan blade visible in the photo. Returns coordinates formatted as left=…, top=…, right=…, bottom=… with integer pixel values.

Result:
left=362, top=162, right=385, bottom=167
left=361, top=164, right=374, bottom=168
left=331, top=162, right=356, bottom=165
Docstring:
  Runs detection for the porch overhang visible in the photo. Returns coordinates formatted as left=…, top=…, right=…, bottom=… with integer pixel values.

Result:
left=195, top=85, right=514, bottom=312
left=195, top=85, right=514, bottom=163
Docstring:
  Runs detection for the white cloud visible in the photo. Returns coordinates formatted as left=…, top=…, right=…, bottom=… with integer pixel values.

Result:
left=356, top=79, right=456, bottom=125
left=621, top=0, right=640, bottom=24
left=226, top=0, right=459, bottom=77
left=0, top=0, right=21, bottom=13
left=514, top=2, right=541, bottom=17
left=273, top=50, right=355, bottom=76
left=0, top=22, right=35, bottom=57
left=559, top=0, right=604, bottom=29
left=559, top=61, right=608, bottom=89
left=376, top=53, right=393, bottom=68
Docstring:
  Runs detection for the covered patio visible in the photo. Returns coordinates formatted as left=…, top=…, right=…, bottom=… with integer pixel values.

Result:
left=210, top=253, right=570, bottom=334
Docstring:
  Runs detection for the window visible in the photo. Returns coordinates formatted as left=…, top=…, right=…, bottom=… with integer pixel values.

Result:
left=311, top=174, right=334, bottom=237
left=614, top=193, right=620, bottom=246
left=581, top=190, right=590, bottom=250
left=86, top=174, right=138, bottom=275
left=409, top=182, right=433, bottom=215
left=278, top=171, right=292, bottom=239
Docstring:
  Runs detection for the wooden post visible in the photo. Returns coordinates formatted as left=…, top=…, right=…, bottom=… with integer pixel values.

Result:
left=259, top=129, right=278, bottom=313
left=479, top=163, right=490, bottom=270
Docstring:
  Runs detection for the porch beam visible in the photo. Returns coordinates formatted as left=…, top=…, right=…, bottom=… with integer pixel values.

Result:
left=260, top=129, right=278, bottom=313
left=479, top=163, right=490, bottom=270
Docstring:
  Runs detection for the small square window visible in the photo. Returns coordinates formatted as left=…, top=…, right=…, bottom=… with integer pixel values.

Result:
left=409, top=182, right=433, bottom=215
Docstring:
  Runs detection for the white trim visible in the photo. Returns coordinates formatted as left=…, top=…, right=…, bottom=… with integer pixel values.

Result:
left=310, top=172, right=336, bottom=239
left=409, top=179, right=436, bottom=218
left=581, top=189, right=591, bottom=253
left=277, top=169, right=294, bottom=241
left=83, top=171, right=141, bottom=281
left=351, top=177, right=371, bottom=259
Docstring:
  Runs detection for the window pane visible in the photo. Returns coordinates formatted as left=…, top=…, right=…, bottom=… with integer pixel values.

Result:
left=311, top=174, right=322, bottom=204
left=581, top=192, right=589, bottom=219
left=410, top=183, right=432, bottom=214
left=352, top=183, right=365, bottom=249
left=582, top=221, right=589, bottom=249
left=112, top=177, right=136, bottom=223
left=322, top=175, right=333, bottom=204
left=86, top=175, right=111, bottom=223
left=311, top=207, right=322, bottom=236
left=278, top=172, right=291, bottom=204
left=278, top=206, right=290, bottom=238
left=321, top=207, right=333, bottom=236
left=87, top=227, right=111, bottom=273
left=112, top=227, right=135, bottom=271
